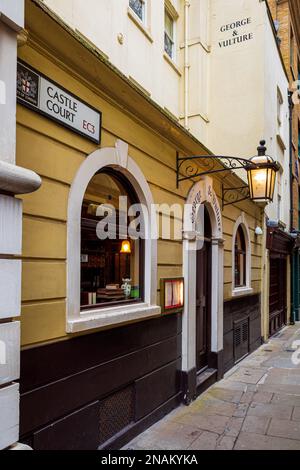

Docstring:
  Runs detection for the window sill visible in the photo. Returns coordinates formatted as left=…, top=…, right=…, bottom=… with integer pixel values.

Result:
left=67, top=302, right=161, bottom=333
left=232, top=287, right=253, bottom=298
left=127, top=8, right=153, bottom=43
left=163, top=52, right=182, bottom=76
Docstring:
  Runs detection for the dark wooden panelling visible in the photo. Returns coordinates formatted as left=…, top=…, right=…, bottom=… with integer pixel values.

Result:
left=223, top=294, right=261, bottom=373
left=21, top=334, right=181, bottom=436
left=21, top=313, right=182, bottom=393
left=33, top=401, right=100, bottom=450
left=135, top=360, right=181, bottom=420
left=101, top=393, right=183, bottom=450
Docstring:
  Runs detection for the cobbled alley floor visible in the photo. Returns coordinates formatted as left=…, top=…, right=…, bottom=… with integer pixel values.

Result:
left=124, top=324, right=300, bottom=450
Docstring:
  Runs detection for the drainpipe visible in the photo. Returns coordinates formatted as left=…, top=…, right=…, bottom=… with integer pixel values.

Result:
left=288, top=90, right=296, bottom=325
left=184, top=0, right=190, bottom=129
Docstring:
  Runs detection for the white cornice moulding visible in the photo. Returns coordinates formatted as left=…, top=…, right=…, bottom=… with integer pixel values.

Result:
left=0, top=161, right=41, bottom=195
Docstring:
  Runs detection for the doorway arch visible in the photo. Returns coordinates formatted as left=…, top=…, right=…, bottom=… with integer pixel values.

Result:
left=182, top=177, right=224, bottom=402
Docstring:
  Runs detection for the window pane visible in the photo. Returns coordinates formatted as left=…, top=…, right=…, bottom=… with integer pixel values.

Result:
left=164, top=11, right=174, bottom=58
left=165, top=33, right=174, bottom=58
left=81, top=171, right=143, bottom=308
left=165, top=11, right=173, bottom=38
left=235, top=226, right=246, bottom=287
left=129, top=0, right=144, bottom=21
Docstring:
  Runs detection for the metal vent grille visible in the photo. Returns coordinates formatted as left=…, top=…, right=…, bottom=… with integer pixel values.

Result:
left=242, top=321, right=249, bottom=342
left=234, top=317, right=249, bottom=363
left=99, top=385, right=134, bottom=445
left=235, top=327, right=241, bottom=347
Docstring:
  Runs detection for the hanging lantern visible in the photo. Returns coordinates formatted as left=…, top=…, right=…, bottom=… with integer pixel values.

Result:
left=120, top=240, right=131, bottom=254
left=246, top=141, right=280, bottom=203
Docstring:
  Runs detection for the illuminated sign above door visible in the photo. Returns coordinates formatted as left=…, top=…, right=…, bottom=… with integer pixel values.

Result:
left=17, top=61, right=101, bottom=144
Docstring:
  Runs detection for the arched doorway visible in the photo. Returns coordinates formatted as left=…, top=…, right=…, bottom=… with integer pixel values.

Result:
left=182, top=177, right=224, bottom=402
left=196, top=206, right=212, bottom=372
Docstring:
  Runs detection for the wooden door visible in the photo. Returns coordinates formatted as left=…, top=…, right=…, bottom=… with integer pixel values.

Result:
left=269, top=257, right=287, bottom=336
left=196, top=207, right=212, bottom=373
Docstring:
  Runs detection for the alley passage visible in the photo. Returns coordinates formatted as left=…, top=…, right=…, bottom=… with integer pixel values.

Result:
left=125, top=325, right=300, bottom=450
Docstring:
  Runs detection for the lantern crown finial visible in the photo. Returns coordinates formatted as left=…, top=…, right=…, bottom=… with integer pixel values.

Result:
left=257, top=140, right=267, bottom=156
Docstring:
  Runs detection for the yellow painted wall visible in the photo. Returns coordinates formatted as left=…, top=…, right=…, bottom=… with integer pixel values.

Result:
left=17, top=42, right=263, bottom=348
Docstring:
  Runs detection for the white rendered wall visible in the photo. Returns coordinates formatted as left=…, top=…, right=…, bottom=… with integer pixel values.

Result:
left=43, top=0, right=181, bottom=118
left=263, top=6, right=289, bottom=227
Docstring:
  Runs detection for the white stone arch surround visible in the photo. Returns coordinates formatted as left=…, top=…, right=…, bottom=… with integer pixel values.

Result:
left=232, top=212, right=252, bottom=297
left=182, top=177, right=224, bottom=376
left=66, top=139, right=160, bottom=333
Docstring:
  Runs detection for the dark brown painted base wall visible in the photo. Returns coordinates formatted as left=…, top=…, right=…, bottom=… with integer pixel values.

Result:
left=223, top=294, right=262, bottom=373
left=20, top=314, right=182, bottom=450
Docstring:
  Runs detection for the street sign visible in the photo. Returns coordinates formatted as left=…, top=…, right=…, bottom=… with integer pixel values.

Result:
left=17, top=61, right=101, bottom=144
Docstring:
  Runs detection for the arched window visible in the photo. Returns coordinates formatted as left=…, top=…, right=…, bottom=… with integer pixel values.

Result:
left=81, top=169, right=144, bottom=308
left=234, top=226, right=246, bottom=288
left=67, top=141, right=160, bottom=333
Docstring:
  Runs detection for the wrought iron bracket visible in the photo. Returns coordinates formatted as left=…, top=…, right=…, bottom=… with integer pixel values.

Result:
left=222, top=184, right=250, bottom=210
left=176, top=152, right=252, bottom=188
left=176, top=152, right=253, bottom=208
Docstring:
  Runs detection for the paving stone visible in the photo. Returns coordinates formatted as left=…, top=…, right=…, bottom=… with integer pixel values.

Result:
left=227, top=367, right=267, bottom=385
left=241, top=416, right=270, bottom=435
left=199, top=399, right=237, bottom=417
left=240, top=391, right=255, bottom=404
left=257, top=383, right=300, bottom=396
left=233, top=403, right=249, bottom=418
left=271, top=393, right=300, bottom=407
left=214, top=380, right=248, bottom=391
left=292, top=407, right=300, bottom=421
left=149, top=423, right=202, bottom=450
left=247, top=403, right=293, bottom=420
left=188, top=431, right=219, bottom=450
left=216, top=436, right=236, bottom=450
left=207, top=387, right=243, bottom=404
left=267, top=419, right=300, bottom=441
left=224, top=417, right=244, bottom=437
left=175, top=412, right=230, bottom=435
left=234, top=432, right=300, bottom=450
left=264, top=369, right=300, bottom=386
left=253, top=391, right=273, bottom=404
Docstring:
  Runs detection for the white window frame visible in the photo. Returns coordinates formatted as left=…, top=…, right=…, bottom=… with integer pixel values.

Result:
left=164, top=9, right=175, bottom=60
left=129, top=0, right=147, bottom=25
left=232, top=213, right=252, bottom=297
left=66, top=140, right=160, bottom=333
left=164, top=0, right=178, bottom=64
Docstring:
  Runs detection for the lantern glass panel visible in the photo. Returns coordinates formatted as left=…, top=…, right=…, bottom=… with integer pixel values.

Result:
left=248, top=167, right=268, bottom=199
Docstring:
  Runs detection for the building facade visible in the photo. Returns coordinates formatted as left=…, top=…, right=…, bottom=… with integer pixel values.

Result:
left=268, top=0, right=300, bottom=323
left=12, top=0, right=265, bottom=450
left=0, top=0, right=293, bottom=450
